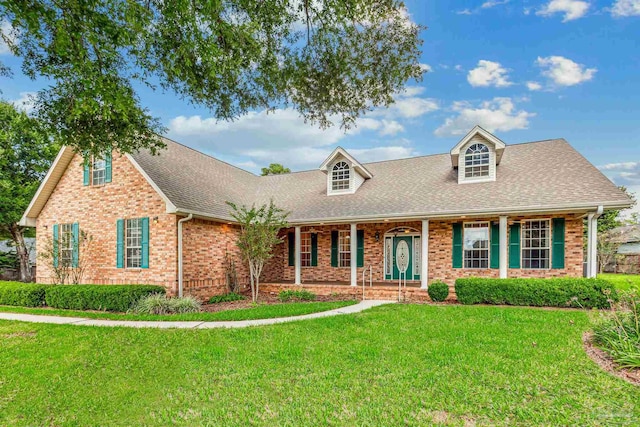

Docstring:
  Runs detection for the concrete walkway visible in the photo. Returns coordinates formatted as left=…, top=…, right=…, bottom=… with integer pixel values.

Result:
left=0, top=300, right=395, bottom=329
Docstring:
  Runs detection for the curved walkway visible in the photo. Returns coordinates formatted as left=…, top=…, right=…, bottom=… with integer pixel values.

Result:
left=0, top=300, right=395, bottom=329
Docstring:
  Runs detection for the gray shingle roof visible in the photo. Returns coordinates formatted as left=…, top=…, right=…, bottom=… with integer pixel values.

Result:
left=131, top=137, right=631, bottom=223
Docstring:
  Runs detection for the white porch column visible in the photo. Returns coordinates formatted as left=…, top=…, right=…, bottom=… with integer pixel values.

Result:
left=499, top=216, right=508, bottom=279
left=350, top=223, right=358, bottom=286
left=587, top=213, right=598, bottom=278
left=294, top=226, right=301, bottom=285
left=421, top=219, right=429, bottom=289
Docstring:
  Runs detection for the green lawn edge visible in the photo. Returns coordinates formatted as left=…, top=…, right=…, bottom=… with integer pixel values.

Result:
left=598, top=273, right=640, bottom=292
left=0, top=300, right=357, bottom=322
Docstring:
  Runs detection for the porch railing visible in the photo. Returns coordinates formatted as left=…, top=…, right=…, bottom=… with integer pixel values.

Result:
left=361, top=265, right=372, bottom=300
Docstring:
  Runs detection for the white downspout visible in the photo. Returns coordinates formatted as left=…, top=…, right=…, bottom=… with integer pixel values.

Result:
left=178, top=214, right=193, bottom=297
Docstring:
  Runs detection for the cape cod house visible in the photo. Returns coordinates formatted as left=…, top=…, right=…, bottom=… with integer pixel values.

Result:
left=20, top=126, right=632, bottom=300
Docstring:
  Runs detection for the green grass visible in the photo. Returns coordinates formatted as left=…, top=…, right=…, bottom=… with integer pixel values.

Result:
left=0, top=304, right=638, bottom=426
left=599, top=273, right=640, bottom=292
left=0, top=300, right=356, bottom=322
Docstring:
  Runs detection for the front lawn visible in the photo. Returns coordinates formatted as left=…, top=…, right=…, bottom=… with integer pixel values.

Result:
left=0, top=300, right=356, bottom=322
left=600, top=273, right=640, bottom=292
left=1, top=304, right=638, bottom=426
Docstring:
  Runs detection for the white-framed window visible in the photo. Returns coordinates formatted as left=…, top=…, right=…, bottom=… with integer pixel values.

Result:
left=522, top=219, right=550, bottom=269
left=126, top=218, right=142, bottom=268
left=92, top=156, right=106, bottom=186
left=338, top=230, right=351, bottom=267
left=332, top=161, right=350, bottom=191
left=463, top=222, right=490, bottom=269
left=60, top=223, right=74, bottom=266
left=301, top=232, right=311, bottom=267
left=464, top=143, right=490, bottom=178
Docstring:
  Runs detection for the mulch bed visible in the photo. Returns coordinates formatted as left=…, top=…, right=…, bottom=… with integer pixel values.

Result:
left=201, top=293, right=356, bottom=313
left=583, top=332, right=640, bottom=386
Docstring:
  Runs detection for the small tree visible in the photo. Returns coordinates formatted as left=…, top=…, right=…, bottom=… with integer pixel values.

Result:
left=261, top=163, right=291, bottom=176
left=227, top=201, right=288, bottom=303
left=38, top=229, right=94, bottom=285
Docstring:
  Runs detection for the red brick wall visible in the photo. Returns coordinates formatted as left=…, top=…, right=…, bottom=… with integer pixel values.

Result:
left=181, top=218, right=250, bottom=299
left=36, top=152, right=179, bottom=290
left=262, top=215, right=584, bottom=286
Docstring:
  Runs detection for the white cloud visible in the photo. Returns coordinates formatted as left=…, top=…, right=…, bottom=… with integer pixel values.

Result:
left=168, top=107, right=417, bottom=170
left=536, top=56, right=597, bottom=87
left=482, top=0, right=510, bottom=8
left=526, top=81, right=543, bottom=91
left=536, top=0, right=590, bottom=22
left=467, top=60, right=513, bottom=88
left=372, top=86, right=439, bottom=119
left=10, top=91, right=36, bottom=113
left=611, top=0, right=640, bottom=17
left=599, top=161, right=640, bottom=171
left=419, top=63, right=433, bottom=72
left=0, top=20, right=18, bottom=55
left=434, top=97, right=535, bottom=137
left=456, top=9, right=474, bottom=15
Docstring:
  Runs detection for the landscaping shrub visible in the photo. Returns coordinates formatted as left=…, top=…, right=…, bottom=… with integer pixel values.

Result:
left=455, top=277, right=617, bottom=309
left=45, top=285, right=165, bottom=312
left=592, top=291, right=640, bottom=369
left=278, top=289, right=317, bottom=302
left=0, top=281, right=48, bottom=307
left=209, top=292, right=245, bottom=304
left=428, top=281, right=449, bottom=302
left=131, top=293, right=201, bottom=315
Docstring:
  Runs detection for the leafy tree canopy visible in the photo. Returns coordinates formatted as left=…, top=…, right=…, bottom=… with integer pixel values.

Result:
left=0, top=1, right=424, bottom=159
left=261, top=163, right=291, bottom=176
left=598, top=186, right=638, bottom=233
left=0, top=100, right=58, bottom=231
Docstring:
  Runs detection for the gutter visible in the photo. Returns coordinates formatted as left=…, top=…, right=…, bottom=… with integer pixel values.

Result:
left=177, top=214, right=193, bottom=297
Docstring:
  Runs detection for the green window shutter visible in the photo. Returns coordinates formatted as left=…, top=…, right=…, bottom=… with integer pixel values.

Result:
left=105, top=151, right=112, bottom=183
left=141, top=217, right=149, bottom=269
left=331, top=231, right=339, bottom=267
left=83, top=158, right=90, bottom=186
left=288, top=232, right=295, bottom=266
left=509, top=223, right=521, bottom=269
left=452, top=223, right=463, bottom=269
left=52, top=224, right=59, bottom=268
left=552, top=218, right=565, bottom=269
left=311, top=233, right=318, bottom=267
left=357, top=230, right=364, bottom=267
left=116, top=219, right=124, bottom=268
left=71, top=222, right=79, bottom=268
left=490, top=223, right=500, bottom=269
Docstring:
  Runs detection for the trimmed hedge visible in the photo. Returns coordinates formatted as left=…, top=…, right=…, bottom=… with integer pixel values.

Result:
left=278, top=289, right=317, bottom=302
left=428, top=281, right=449, bottom=302
left=455, top=277, right=617, bottom=309
left=0, top=281, right=48, bottom=307
left=45, top=285, right=166, bottom=312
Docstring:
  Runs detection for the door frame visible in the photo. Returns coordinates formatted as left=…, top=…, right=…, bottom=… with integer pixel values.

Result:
left=383, top=227, right=421, bottom=281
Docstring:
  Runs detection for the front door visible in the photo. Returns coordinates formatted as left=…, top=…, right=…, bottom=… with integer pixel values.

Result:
left=392, top=236, right=413, bottom=280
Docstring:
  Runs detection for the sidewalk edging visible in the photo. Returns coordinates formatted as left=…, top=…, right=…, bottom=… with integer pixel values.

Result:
left=0, top=300, right=395, bottom=329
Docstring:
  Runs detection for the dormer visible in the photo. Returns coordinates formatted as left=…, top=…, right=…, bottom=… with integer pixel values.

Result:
left=450, top=125, right=506, bottom=184
left=319, top=147, right=373, bottom=196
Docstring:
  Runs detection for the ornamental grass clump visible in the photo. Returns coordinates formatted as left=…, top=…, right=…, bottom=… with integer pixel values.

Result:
left=592, top=291, right=640, bottom=370
left=132, top=293, right=201, bottom=315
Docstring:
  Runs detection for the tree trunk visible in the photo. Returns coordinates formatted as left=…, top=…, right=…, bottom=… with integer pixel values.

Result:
left=8, top=223, right=32, bottom=282
left=249, top=261, right=256, bottom=303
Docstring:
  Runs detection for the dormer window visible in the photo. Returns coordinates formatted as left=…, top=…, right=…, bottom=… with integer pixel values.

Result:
left=332, top=161, right=350, bottom=191
left=464, top=143, right=490, bottom=179
left=320, top=147, right=373, bottom=196
left=450, top=126, right=505, bottom=184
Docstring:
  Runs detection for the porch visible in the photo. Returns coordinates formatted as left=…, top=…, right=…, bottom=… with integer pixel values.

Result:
left=260, top=281, right=438, bottom=302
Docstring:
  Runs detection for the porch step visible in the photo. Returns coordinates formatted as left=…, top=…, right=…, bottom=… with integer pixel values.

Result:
left=259, top=283, right=456, bottom=302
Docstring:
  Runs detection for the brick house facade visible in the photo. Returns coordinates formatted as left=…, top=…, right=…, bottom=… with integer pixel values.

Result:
left=21, top=126, right=632, bottom=300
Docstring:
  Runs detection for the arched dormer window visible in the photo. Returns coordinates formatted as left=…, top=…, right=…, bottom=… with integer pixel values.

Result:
left=332, top=161, right=350, bottom=191
left=464, top=143, right=490, bottom=178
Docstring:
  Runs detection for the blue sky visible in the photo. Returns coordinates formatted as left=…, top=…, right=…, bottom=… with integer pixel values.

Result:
left=1, top=0, right=639, bottom=216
